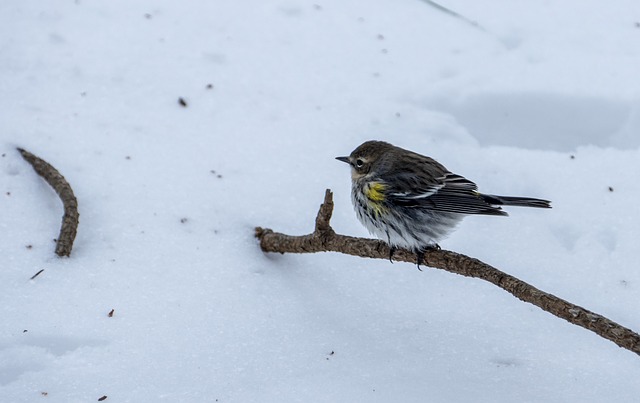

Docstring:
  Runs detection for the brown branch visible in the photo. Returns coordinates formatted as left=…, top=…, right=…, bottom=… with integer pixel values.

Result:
left=18, top=148, right=79, bottom=257
left=256, top=189, right=640, bottom=357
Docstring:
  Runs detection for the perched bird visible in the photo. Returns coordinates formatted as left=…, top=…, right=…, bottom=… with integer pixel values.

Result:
left=336, top=140, right=551, bottom=266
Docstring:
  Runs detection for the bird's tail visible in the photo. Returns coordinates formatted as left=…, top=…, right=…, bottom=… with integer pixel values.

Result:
left=480, top=194, right=551, bottom=209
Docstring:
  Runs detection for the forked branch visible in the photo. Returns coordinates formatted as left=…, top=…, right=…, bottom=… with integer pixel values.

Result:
left=256, top=189, right=640, bottom=357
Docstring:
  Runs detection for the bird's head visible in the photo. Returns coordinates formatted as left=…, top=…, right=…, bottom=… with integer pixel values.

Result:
left=336, top=140, right=393, bottom=180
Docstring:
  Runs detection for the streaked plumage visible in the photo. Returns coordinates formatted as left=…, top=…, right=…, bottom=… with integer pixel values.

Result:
left=336, top=141, right=551, bottom=259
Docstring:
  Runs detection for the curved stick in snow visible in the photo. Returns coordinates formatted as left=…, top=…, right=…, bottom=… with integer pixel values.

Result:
left=18, top=147, right=79, bottom=257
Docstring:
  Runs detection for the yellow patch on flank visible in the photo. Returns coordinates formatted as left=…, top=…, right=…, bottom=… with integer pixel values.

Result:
left=365, top=182, right=387, bottom=215
left=366, top=182, right=387, bottom=203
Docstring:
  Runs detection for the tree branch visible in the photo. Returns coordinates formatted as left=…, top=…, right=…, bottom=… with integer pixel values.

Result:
left=18, top=147, right=79, bottom=257
left=255, top=189, right=640, bottom=357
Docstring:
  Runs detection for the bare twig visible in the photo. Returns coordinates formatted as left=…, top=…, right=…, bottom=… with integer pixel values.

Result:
left=419, top=0, right=487, bottom=32
left=18, top=148, right=79, bottom=257
left=29, top=269, right=45, bottom=280
left=256, top=189, right=640, bottom=357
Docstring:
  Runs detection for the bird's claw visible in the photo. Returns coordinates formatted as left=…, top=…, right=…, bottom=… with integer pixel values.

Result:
left=415, top=244, right=440, bottom=270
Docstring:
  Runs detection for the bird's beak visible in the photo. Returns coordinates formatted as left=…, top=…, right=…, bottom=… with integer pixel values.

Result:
left=336, top=156, right=350, bottom=164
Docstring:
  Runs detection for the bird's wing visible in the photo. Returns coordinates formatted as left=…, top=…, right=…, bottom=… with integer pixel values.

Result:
left=386, top=173, right=507, bottom=216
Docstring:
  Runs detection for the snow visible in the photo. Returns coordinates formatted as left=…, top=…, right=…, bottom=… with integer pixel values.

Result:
left=2, top=0, right=640, bottom=401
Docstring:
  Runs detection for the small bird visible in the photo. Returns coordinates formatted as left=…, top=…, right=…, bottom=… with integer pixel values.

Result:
left=336, top=140, right=551, bottom=266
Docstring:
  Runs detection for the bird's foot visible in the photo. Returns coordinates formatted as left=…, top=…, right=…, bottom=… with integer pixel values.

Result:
left=426, top=243, right=441, bottom=251
left=415, top=250, right=424, bottom=271
left=415, top=244, right=440, bottom=270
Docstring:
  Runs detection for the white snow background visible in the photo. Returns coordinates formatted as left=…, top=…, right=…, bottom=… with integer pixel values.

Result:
left=2, top=0, right=640, bottom=402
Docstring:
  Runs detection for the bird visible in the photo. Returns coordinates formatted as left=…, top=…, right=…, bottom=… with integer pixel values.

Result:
left=336, top=140, right=551, bottom=266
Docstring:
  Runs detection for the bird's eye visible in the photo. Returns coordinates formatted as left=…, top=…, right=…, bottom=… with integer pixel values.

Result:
left=355, top=159, right=364, bottom=168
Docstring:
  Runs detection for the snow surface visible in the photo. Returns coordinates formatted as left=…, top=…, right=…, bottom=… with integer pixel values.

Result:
left=2, top=0, right=640, bottom=401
